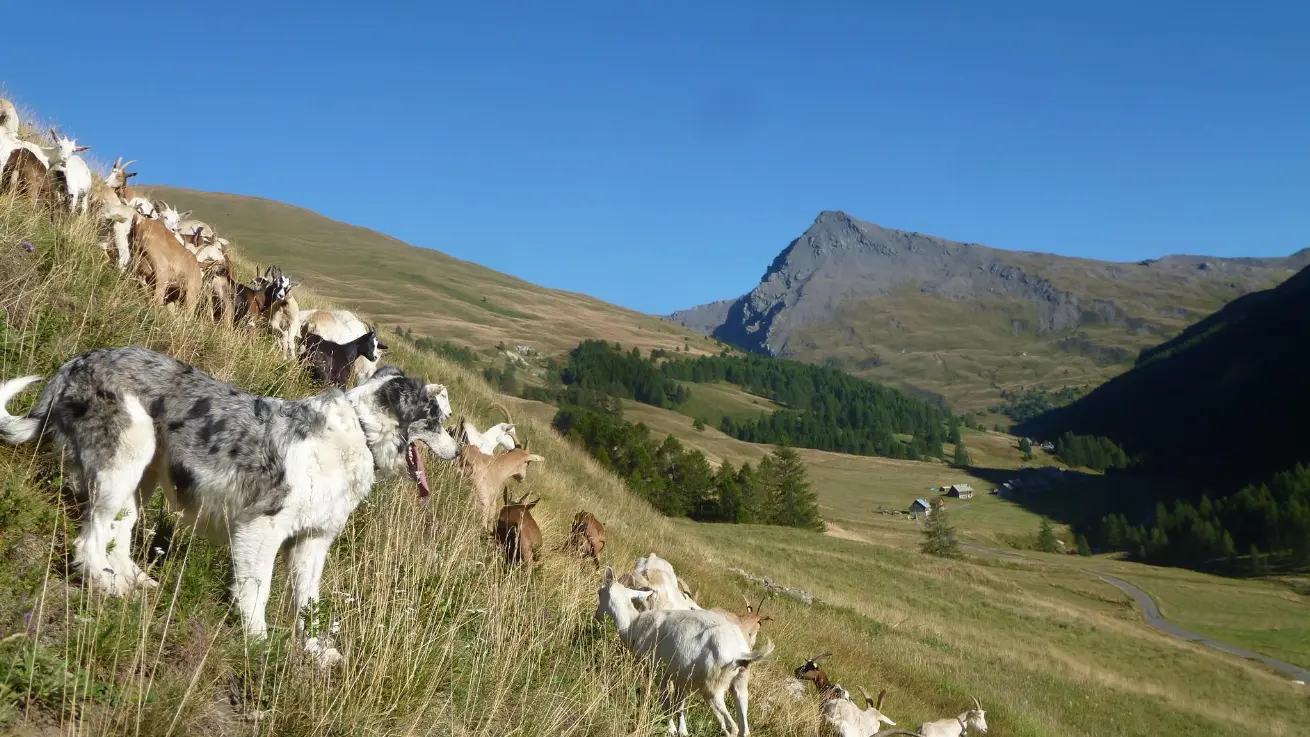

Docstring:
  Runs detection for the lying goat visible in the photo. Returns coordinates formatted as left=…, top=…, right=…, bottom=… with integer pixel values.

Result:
left=596, top=566, right=774, bottom=737
left=301, top=330, right=385, bottom=388
left=711, top=593, right=773, bottom=647
left=917, top=697, right=988, bottom=737
left=458, top=445, right=544, bottom=522
left=820, top=686, right=899, bottom=737
left=563, top=510, right=605, bottom=569
left=494, top=489, right=542, bottom=566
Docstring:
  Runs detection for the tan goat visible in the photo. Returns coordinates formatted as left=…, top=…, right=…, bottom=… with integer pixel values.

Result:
left=458, top=445, right=545, bottom=523
left=563, top=510, right=605, bottom=569
left=711, top=593, right=774, bottom=647
left=129, top=215, right=203, bottom=311
left=495, top=489, right=543, bottom=566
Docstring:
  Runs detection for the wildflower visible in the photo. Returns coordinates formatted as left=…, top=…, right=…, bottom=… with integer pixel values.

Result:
left=21, top=241, right=35, bottom=254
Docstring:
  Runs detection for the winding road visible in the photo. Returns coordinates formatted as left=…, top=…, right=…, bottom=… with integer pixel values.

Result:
left=1091, top=572, right=1310, bottom=682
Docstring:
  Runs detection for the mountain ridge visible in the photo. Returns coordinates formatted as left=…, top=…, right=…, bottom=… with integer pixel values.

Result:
left=666, top=211, right=1306, bottom=408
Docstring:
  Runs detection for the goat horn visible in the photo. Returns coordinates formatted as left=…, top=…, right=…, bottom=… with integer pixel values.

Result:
left=489, top=402, right=514, bottom=423
left=122, top=159, right=136, bottom=168
left=113, top=156, right=122, bottom=168
left=857, top=686, right=874, bottom=708
left=971, top=696, right=982, bottom=710
left=876, top=688, right=888, bottom=711
left=741, top=593, right=752, bottom=612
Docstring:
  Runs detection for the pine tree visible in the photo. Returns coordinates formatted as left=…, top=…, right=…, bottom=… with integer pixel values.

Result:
left=1037, top=517, right=1060, bottom=553
left=763, top=445, right=824, bottom=531
left=1019, top=437, right=1033, bottom=461
left=692, top=416, right=707, bottom=431
left=952, top=441, right=972, bottom=468
left=1075, top=533, right=1092, bottom=556
left=921, top=505, right=962, bottom=558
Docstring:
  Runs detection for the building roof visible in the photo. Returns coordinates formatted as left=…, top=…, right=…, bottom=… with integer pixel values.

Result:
left=949, top=484, right=973, bottom=492
left=911, top=498, right=931, bottom=508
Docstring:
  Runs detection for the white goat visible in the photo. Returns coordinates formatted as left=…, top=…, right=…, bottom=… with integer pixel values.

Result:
left=46, top=129, right=93, bottom=214
left=596, top=566, right=774, bottom=737
left=622, top=552, right=702, bottom=612
left=917, top=698, right=988, bottom=737
left=97, top=200, right=138, bottom=271
left=0, top=100, right=51, bottom=172
left=176, top=218, right=214, bottom=241
left=820, top=686, right=898, bottom=737
left=456, top=405, right=519, bottom=454
left=155, top=201, right=190, bottom=233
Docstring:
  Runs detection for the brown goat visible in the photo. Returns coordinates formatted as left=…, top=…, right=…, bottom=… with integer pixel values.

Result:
left=201, top=262, right=237, bottom=325
left=494, top=489, right=542, bottom=566
left=562, top=510, right=605, bottom=569
left=794, top=652, right=849, bottom=701
left=130, top=215, right=203, bottom=312
left=711, top=593, right=774, bottom=647
left=458, top=445, right=545, bottom=523
left=2, top=149, right=52, bottom=206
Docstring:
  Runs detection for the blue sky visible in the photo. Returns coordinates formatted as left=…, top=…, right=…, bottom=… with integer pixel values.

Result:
left=6, top=2, right=1307, bottom=314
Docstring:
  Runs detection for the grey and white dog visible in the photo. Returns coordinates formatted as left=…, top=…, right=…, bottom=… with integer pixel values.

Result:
left=0, top=346, right=458, bottom=640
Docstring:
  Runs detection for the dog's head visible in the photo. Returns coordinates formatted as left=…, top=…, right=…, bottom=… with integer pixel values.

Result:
left=365, top=367, right=459, bottom=498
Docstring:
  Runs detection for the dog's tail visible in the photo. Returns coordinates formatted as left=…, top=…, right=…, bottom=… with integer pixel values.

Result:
left=0, top=375, right=48, bottom=444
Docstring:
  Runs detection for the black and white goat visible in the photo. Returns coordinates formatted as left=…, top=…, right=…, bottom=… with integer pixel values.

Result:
left=301, top=329, right=386, bottom=388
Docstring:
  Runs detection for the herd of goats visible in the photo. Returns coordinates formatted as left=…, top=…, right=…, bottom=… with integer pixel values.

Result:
left=0, top=98, right=988, bottom=737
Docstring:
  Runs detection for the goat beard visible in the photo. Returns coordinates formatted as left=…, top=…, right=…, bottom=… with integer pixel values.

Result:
left=406, top=442, right=430, bottom=499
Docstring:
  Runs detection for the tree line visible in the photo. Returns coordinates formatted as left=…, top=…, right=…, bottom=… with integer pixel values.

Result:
left=552, top=403, right=824, bottom=530
left=559, top=341, right=950, bottom=460
left=1088, top=463, right=1310, bottom=574
left=1053, top=431, right=1132, bottom=472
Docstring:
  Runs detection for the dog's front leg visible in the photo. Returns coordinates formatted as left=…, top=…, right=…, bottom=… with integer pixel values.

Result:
left=229, top=518, right=284, bottom=639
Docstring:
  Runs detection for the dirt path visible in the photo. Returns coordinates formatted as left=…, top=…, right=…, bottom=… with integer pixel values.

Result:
left=1092, top=572, right=1310, bottom=682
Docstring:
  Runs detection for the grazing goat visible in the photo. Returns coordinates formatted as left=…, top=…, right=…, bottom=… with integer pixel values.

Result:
left=711, top=594, right=773, bottom=647
left=793, top=653, right=851, bottom=702
left=622, top=552, right=701, bottom=612
left=563, top=510, right=605, bottom=569
left=820, top=686, right=898, bottom=737
left=457, top=445, right=545, bottom=521
left=2, top=149, right=51, bottom=206
left=596, top=566, right=774, bottom=737
left=46, top=129, right=93, bottom=214
left=917, top=698, right=987, bottom=737
left=294, top=308, right=381, bottom=380
left=454, top=412, right=518, bottom=455
left=129, top=214, right=203, bottom=311
left=301, top=330, right=386, bottom=388
left=494, top=489, right=542, bottom=566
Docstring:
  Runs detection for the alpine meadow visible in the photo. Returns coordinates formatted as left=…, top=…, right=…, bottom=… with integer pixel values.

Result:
left=3, top=15, right=1310, bottom=737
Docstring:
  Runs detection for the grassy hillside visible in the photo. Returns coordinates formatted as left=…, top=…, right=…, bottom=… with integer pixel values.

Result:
left=1021, top=263, right=1310, bottom=492
left=0, top=161, right=1307, bottom=733
left=144, top=186, right=720, bottom=360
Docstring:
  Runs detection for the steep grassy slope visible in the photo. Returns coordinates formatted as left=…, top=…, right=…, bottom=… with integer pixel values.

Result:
left=670, top=211, right=1306, bottom=410
left=0, top=182, right=1307, bottom=734
left=145, top=186, right=719, bottom=359
left=1021, top=263, right=1310, bottom=493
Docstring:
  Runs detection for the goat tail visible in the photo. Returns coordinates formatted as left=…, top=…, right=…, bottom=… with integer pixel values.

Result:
left=489, top=402, right=513, bottom=424
left=0, top=375, right=48, bottom=444
left=736, top=638, right=775, bottom=668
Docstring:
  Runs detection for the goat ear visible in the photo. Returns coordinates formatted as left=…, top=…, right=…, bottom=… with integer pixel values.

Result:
left=48, top=127, right=58, bottom=140
left=125, top=171, right=138, bottom=179
left=376, top=340, right=389, bottom=350
left=75, top=145, right=91, bottom=152
left=631, top=589, right=654, bottom=602
left=525, top=498, right=539, bottom=510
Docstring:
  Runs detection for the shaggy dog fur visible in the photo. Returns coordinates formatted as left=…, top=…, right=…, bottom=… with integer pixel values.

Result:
left=0, top=347, right=458, bottom=639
